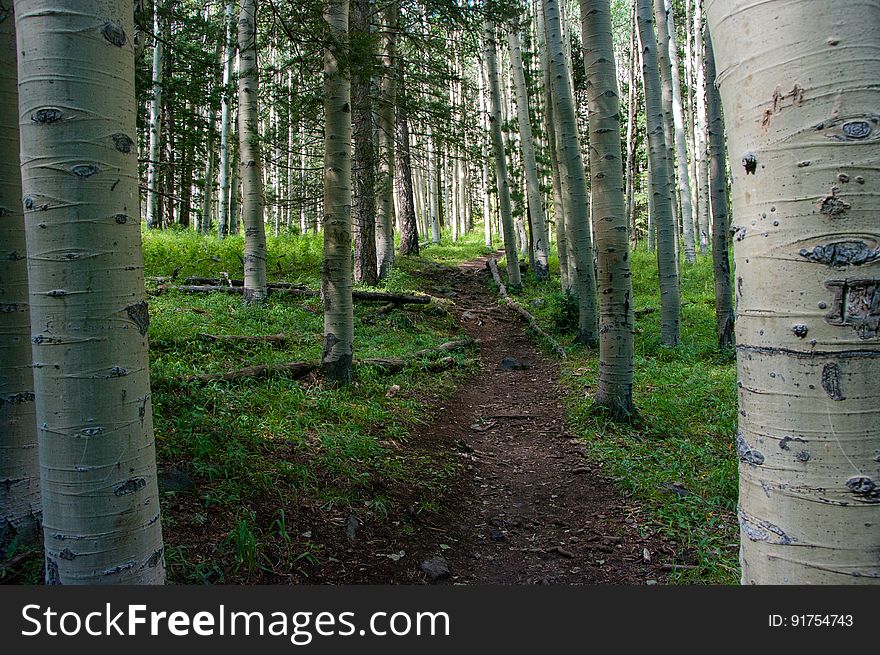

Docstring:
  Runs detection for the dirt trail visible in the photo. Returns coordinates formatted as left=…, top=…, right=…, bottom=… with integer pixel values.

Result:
left=409, top=253, right=669, bottom=584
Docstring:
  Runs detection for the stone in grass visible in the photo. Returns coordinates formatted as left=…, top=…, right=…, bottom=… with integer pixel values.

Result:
left=500, top=357, right=530, bottom=371
left=420, top=556, right=451, bottom=582
left=158, top=466, right=195, bottom=494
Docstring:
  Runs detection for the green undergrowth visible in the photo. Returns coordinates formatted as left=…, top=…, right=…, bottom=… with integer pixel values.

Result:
left=143, top=229, right=478, bottom=583
left=498, top=247, right=739, bottom=584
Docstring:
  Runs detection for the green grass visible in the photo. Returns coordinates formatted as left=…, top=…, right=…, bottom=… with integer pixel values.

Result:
left=505, top=247, right=739, bottom=584
left=143, top=228, right=737, bottom=583
left=143, top=228, right=478, bottom=583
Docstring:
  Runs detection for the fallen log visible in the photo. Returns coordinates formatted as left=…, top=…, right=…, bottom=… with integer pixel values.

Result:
left=183, top=277, right=307, bottom=289
left=486, top=259, right=567, bottom=359
left=154, top=284, right=431, bottom=305
left=184, top=339, right=472, bottom=384
left=185, top=361, right=318, bottom=384
left=197, top=333, right=289, bottom=346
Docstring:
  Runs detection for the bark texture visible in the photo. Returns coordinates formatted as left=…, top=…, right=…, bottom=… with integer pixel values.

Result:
left=508, top=28, right=549, bottom=280
left=637, top=0, right=680, bottom=346
left=483, top=19, right=521, bottom=289
left=707, top=0, right=880, bottom=584
left=703, top=31, right=733, bottom=350
left=16, top=0, right=165, bottom=583
left=217, top=0, right=235, bottom=238
left=375, top=1, right=397, bottom=279
left=580, top=0, right=635, bottom=418
left=0, top=1, right=41, bottom=560
left=322, top=0, right=354, bottom=383
left=395, top=64, right=419, bottom=257
left=238, top=0, right=267, bottom=302
left=145, top=0, right=164, bottom=228
left=658, top=0, right=696, bottom=262
left=351, top=0, right=378, bottom=285
left=542, top=0, right=597, bottom=345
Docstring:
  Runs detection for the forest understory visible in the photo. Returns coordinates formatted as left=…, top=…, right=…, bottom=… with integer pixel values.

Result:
left=3, top=230, right=736, bottom=585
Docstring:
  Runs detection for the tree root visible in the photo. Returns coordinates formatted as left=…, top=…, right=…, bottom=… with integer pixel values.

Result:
left=184, top=339, right=473, bottom=384
left=152, top=283, right=431, bottom=305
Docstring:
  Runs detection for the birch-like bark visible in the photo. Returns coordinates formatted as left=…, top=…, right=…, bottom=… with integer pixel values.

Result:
left=145, top=0, right=164, bottom=228
left=637, top=0, right=680, bottom=345
left=217, top=0, right=235, bottom=238
left=706, top=0, right=880, bottom=584
left=508, top=28, right=549, bottom=279
left=427, top=124, right=441, bottom=243
left=484, top=19, right=521, bottom=289
left=375, top=1, right=396, bottom=279
left=536, top=4, right=570, bottom=291
left=703, top=32, right=733, bottom=350
left=655, top=0, right=695, bottom=262
left=395, top=64, right=419, bottom=257
left=624, top=2, right=637, bottom=243
left=16, top=0, right=164, bottom=583
left=693, top=0, right=710, bottom=250
left=238, top=0, right=267, bottom=302
left=542, top=0, right=597, bottom=345
left=580, top=0, right=635, bottom=418
left=322, top=0, right=354, bottom=383
left=229, top=141, right=241, bottom=235
left=478, top=66, right=492, bottom=247
left=351, top=0, right=378, bottom=285
left=0, top=2, right=41, bottom=559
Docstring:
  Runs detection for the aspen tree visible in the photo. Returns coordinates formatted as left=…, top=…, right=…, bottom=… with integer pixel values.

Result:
left=351, top=0, right=378, bottom=285
left=238, top=0, right=267, bottom=302
left=396, top=63, right=419, bottom=257
left=217, top=0, right=236, bottom=238
left=322, top=0, right=354, bottom=383
left=707, top=0, right=880, bottom=584
left=508, top=27, right=550, bottom=279
left=542, top=0, right=597, bottom=345
left=703, top=32, right=732, bottom=350
left=580, top=0, right=635, bottom=418
left=16, top=0, right=165, bottom=583
left=637, top=0, right=680, bottom=345
left=0, top=0, right=41, bottom=559
left=145, top=0, right=164, bottom=228
left=375, top=1, right=397, bottom=279
left=693, top=0, right=710, bottom=250
left=484, top=18, right=521, bottom=289
left=654, top=0, right=695, bottom=262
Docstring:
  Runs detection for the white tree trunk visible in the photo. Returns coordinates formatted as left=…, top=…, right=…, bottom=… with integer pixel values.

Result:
left=693, top=0, right=710, bottom=251
left=375, top=1, right=396, bottom=279
left=707, top=0, right=880, bottom=584
left=322, top=0, right=354, bottom=383
left=542, top=0, right=598, bottom=345
left=16, top=0, right=165, bottom=583
left=580, top=0, right=636, bottom=418
left=484, top=19, right=522, bottom=289
left=238, top=0, right=267, bottom=302
left=145, top=0, right=164, bottom=228
left=637, top=0, right=680, bottom=345
left=656, top=0, right=695, bottom=262
left=508, top=28, right=550, bottom=279
left=217, top=0, right=235, bottom=238
left=0, top=2, right=41, bottom=559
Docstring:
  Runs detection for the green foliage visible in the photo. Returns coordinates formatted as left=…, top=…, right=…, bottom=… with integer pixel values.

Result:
left=144, top=232, right=474, bottom=583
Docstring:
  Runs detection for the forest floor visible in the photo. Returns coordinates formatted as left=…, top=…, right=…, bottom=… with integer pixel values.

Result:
left=3, top=231, right=738, bottom=585
left=402, top=253, right=671, bottom=584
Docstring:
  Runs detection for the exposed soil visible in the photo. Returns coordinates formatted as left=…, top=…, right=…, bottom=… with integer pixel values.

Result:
left=157, top=253, right=673, bottom=585
left=399, top=253, right=671, bottom=584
